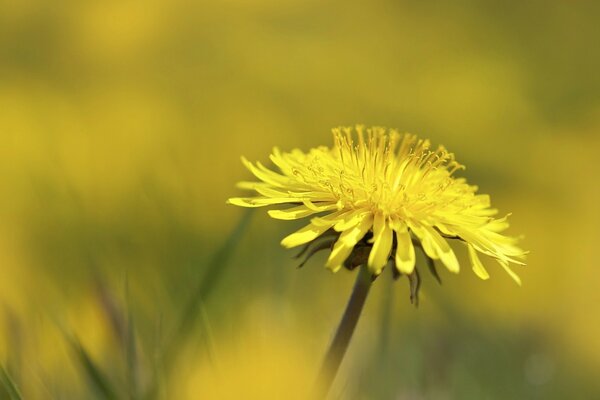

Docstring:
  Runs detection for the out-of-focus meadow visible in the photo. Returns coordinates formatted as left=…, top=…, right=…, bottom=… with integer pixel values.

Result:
left=1, top=0, right=599, bottom=398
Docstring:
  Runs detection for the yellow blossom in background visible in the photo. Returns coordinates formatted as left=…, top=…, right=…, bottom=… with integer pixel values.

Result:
left=2, top=0, right=600, bottom=397
left=180, top=303, right=317, bottom=400
left=229, top=126, right=526, bottom=283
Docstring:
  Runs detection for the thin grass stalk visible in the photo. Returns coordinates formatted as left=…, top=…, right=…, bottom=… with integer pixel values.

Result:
left=0, top=365, right=22, bottom=400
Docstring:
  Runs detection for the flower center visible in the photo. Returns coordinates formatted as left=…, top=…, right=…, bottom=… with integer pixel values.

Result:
left=319, top=127, right=465, bottom=217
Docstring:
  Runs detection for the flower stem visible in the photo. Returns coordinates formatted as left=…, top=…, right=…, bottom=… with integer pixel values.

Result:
left=314, top=265, right=373, bottom=398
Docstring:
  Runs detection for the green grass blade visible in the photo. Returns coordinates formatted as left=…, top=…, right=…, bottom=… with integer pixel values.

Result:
left=198, top=302, right=218, bottom=368
left=0, top=365, right=22, bottom=400
left=125, top=284, right=139, bottom=400
left=142, top=210, right=252, bottom=400
left=169, top=209, right=252, bottom=351
left=67, top=337, right=119, bottom=400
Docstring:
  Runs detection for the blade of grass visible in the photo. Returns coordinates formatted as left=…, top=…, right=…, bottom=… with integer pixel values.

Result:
left=198, top=301, right=218, bottom=368
left=147, top=314, right=166, bottom=400
left=67, top=336, right=119, bottom=400
left=94, top=276, right=127, bottom=348
left=125, top=280, right=139, bottom=400
left=95, top=275, right=139, bottom=399
left=166, top=209, right=252, bottom=356
left=0, top=365, right=22, bottom=400
left=143, top=209, right=252, bottom=400
left=126, top=314, right=139, bottom=400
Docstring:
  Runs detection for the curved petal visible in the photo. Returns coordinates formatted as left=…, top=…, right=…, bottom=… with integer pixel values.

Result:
left=268, top=206, right=317, bottom=220
left=407, top=222, right=438, bottom=260
left=241, top=157, right=289, bottom=187
left=497, top=259, right=522, bottom=286
left=333, top=210, right=370, bottom=232
left=269, top=147, right=294, bottom=176
left=280, top=221, right=335, bottom=248
left=303, top=199, right=340, bottom=212
left=311, top=210, right=352, bottom=227
left=422, top=225, right=459, bottom=273
left=268, top=203, right=338, bottom=220
left=326, top=213, right=373, bottom=271
left=393, top=221, right=416, bottom=275
left=457, top=229, right=526, bottom=266
left=368, top=213, right=393, bottom=274
left=467, top=244, right=490, bottom=280
left=227, top=197, right=301, bottom=208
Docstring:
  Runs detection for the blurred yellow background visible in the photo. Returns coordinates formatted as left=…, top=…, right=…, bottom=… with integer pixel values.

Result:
left=1, top=0, right=599, bottom=398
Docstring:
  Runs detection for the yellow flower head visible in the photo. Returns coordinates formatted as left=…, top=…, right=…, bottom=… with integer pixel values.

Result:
left=228, top=126, right=526, bottom=288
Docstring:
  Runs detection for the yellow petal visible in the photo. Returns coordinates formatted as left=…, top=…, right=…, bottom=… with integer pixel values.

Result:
left=458, top=229, right=527, bottom=266
left=475, top=194, right=491, bottom=206
left=407, top=222, right=438, bottom=260
left=310, top=210, right=352, bottom=227
left=367, top=213, right=393, bottom=274
left=394, top=223, right=416, bottom=275
left=338, top=213, right=374, bottom=246
left=326, top=214, right=373, bottom=271
left=333, top=210, right=370, bottom=231
left=241, top=157, right=288, bottom=187
left=435, top=222, right=457, bottom=237
left=227, top=197, right=299, bottom=208
left=280, top=221, right=334, bottom=248
left=302, top=199, right=340, bottom=212
left=268, top=205, right=318, bottom=220
left=326, top=243, right=353, bottom=273
left=269, top=147, right=294, bottom=175
left=422, top=225, right=459, bottom=273
left=497, top=259, right=522, bottom=286
left=467, top=244, right=490, bottom=280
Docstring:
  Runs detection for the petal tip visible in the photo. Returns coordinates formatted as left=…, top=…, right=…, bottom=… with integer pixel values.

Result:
left=280, top=237, right=295, bottom=249
left=227, top=197, right=244, bottom=206
left=267, top=210, right=277, bottom=218
left=326, top=263, right=342, bottom=273
left=476, top=272, right=490, bottom=281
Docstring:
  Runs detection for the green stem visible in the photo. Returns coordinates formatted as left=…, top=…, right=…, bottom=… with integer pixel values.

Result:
left=314, top=265, right=373, bottom=398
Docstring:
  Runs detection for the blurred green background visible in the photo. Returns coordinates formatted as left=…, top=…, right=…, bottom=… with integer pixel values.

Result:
left=1, top=0, right=599, bottom=398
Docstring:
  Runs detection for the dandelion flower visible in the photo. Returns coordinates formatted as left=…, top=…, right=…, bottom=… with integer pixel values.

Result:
left=228, top=125, right=526, bottom=288
left=228, top=125, right=527, bottom=397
